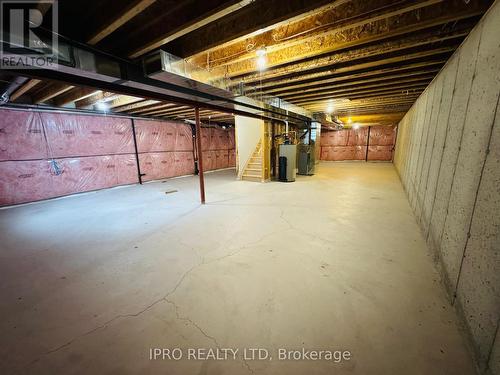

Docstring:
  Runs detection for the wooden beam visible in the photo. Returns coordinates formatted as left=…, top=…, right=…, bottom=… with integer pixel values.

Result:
left=293, top=87, right=425, bottom=106
left=87, top=0, right=157, bottom=45
left=142, top=105, right=191, bottom=116
left=186, top=0, right=485, bottom=88
left=197, top=0, right=444, bottom=75
left=246, top=46, right=454, bottom=91
left=126, top=100, right=175, bottom=114
left=106, top=95, right=143, bottom=109
left=9, top=79, right=41, bottom=102
left=255, top=69, right=439, bottom=99
left=164, top=0, right=339, bottom=58
left=113, top=99, right=161, bottom=113
left=53, top=87, right=100, bottom=106
left=33, top=83, right=75, bottom=104
left=280, top=75, right=434, bottom=101
left=75, top=91, right=116, bottom=108
left=233, top=28, right=464, bottom=85
left=46, top=1, right=156, bottom=107
left=129, top=0, right=255, bottom=58
left=264, top=61, right=445, bottom=96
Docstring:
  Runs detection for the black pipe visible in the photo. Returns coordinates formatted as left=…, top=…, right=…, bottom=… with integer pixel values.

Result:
left=189, top=123, right=199, bottom=175
left=365, top=126, right=371, bottom=162
left=131, top=119, right=144, bottom=184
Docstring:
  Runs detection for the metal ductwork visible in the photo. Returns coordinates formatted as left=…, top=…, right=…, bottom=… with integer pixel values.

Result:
left=0, top=30, right=312, bottom=125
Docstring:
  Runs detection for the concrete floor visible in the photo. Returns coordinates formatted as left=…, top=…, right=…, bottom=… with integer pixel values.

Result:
left=0, top=162, right=477, bottom=375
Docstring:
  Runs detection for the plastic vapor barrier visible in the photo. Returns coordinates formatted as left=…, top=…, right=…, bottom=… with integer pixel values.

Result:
left=0, top=109, right=235, bottom=206
left=320, top=125, right=396, bottom=162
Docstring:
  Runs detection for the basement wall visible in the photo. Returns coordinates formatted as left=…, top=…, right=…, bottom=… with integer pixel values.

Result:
left=394, top=2, right=500, bottom=374
left=320, top=125, right=396, bottom=161
left=0, top=108, right=235, bottom=206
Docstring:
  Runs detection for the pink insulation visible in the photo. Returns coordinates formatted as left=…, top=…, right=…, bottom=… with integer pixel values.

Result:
left=41, top=113, right=135, bottom=157
left=200, top=127, right=236, bottom=171
left=135, top=119, right=194, bottom=182
left=368, top=126, right=397, bottom=146
left=0, top=109, right=45, bottom=161
left=0, top=155, right=137, bottom=206
left=174, top=151, right=195, bottom=176
left=201, top=128, right=211, bottom=151
left=138, top=152, right=176, bottom=182
left=175, top=124, right=194, bottom=151
left=367, top=146, right=394, bottom=161
left=1, top=109, right=235, bottom=206
left=320, top=125, right=395, bottom=162
left=135, top=119, right=176, bottom=152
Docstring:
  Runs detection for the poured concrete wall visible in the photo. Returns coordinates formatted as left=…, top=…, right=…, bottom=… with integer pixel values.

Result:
left=394, top=2, right=500, bottom=374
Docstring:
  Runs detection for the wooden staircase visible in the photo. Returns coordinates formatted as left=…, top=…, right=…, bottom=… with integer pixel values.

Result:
left=240, top=140, right=263, bottom=182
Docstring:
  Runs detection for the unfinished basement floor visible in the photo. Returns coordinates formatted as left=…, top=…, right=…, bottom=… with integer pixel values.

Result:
left=0, top=163, right=477, bottom=375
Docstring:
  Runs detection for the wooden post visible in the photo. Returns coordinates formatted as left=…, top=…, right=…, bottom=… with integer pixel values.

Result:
left=195, top=107, right=206, bottom=204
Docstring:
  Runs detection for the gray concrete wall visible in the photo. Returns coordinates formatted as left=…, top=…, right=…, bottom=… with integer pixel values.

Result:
left=394, top=1, right=500, bottom=373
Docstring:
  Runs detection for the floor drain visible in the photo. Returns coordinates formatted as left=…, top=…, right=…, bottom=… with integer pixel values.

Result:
left=164, top=190, right=178, bottom=195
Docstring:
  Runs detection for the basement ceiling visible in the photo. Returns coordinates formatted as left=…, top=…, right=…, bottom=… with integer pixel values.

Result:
left=0, top=0, right=493, bottom=126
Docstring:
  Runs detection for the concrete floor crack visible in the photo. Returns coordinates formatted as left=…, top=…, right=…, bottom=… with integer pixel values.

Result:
left=166, top=299, right=221, bottom=348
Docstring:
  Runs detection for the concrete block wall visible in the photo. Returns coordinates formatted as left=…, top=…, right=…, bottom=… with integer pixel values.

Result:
left=394, top=2, right=500, bottom=374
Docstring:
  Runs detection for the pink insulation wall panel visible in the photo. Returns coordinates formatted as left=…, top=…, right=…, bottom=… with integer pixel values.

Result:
left=175, top=124, right=194, bottom=151
left=353, top=145, right=367, bottom=160
left=135, top=119, right=177, bottom=152
left=0, top=108, right=236, bottom=206
left=228, top=130, right=235, bottom=150
left=347, top=127, right=369, bottom=146
left=41, top=113, right=135, bottom=157
left=0, top=155, right=139, bottom=205
left=0, top=109, right=46, bottom=161
left=52, top=155, right=137, bottom=196
left=138, top=152, right=176, bottom=182
left=0, top=160, right=52, bottom=205
left=320, top=125, right=395, bottom=162
left=201, top=128, right=211, bottom=151
left=204, top=151, right=217, bottom=171
left=200, top=127, right=235, bottom=170
left=369, top=125, right=397, bottom=146
left=174, top=151, right=195, bottom=176
left=228, top=149, right=236, bottom=167
left=367, top=146, right=393, bottom=161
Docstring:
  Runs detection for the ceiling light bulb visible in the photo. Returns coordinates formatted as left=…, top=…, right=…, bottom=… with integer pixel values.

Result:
left=256, top=47, right=267, bottom=71
left=256, top=56, right=267, bottom=71
left=96, top=101, right=108, bottom=111
left=256, top=47, right=267, bottom=57
left=352, top=123, right=360, bottom=130
left=347, top=117, right=352, bottom=124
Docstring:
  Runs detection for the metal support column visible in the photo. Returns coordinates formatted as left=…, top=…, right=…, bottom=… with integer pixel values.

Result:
left=195, top=107, right=206, bottom=204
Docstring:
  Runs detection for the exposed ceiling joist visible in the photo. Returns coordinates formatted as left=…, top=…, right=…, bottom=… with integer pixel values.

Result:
left=164, top=0, right=340, bottom=58
left=87, top=0, right=158, bottom=45
left=263, top=61, right=445, bottom=96
left=33, top=83, right=75, bottom=104
left=128, top=0, right=256, bottom=58
left=75, top=91, right=114, bottom=108
left=53, top=87, right=101, bottom=106
left=106, top=95, right=144, bottom=109
left=9, top=79, right=41, bottom=102
left=113, top=99, right=161, bottom=113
